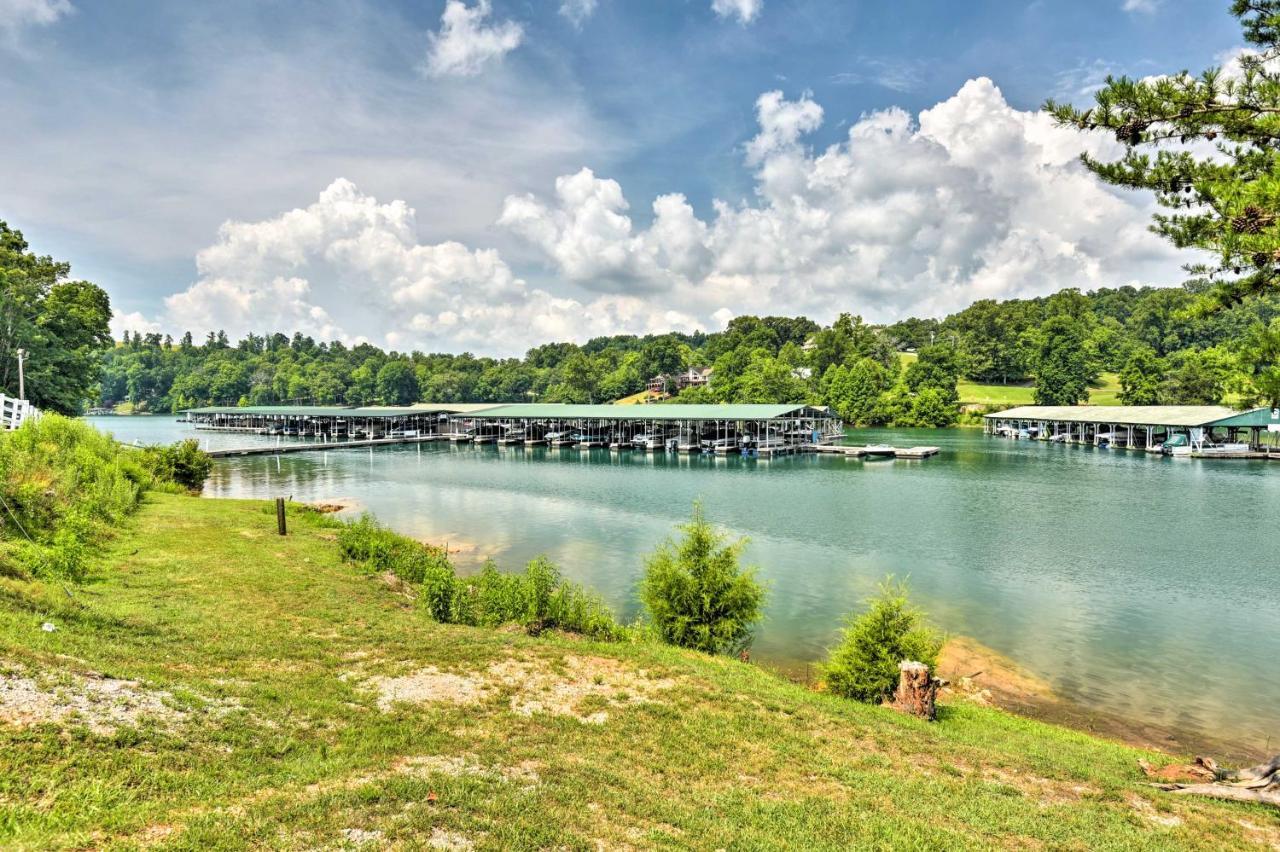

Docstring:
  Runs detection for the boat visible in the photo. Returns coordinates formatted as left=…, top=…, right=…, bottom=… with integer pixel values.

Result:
left=703, top=437, right=740, bottom=455
left=1160, top=434, right=1191, bottom=456
left=861, top=444, right=896, bottom=459
left=676, top=432, right=702, bottom=453
left=632, top=433, right=666, bottom=451
left=545, top=431, right=577, bottom=447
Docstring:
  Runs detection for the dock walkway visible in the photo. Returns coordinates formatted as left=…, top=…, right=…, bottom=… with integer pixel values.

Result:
left=206, top=435, right=442, bottom=458
left=206, top=438, right=941, bottom=461
left=803, top=444, right=941, bottom=459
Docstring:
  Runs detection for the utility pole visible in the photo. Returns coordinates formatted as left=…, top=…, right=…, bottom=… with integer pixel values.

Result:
left=15, top=348, right=25, bottom=401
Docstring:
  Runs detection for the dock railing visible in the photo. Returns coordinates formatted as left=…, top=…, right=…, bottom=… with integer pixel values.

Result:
left=0, top=395, right=38, bottom=431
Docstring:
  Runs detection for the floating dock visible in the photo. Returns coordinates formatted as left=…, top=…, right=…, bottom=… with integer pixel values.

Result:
left=804, top=444, right=941, bottom=459
left=206, top=435, right=443, bottom=458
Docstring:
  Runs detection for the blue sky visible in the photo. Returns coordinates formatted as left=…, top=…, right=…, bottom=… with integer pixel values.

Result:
left=0, top=0, right=1248, bottom=354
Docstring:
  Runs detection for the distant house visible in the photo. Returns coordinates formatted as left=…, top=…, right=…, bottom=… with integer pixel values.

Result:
left=646, top=367, right=713, bottom=398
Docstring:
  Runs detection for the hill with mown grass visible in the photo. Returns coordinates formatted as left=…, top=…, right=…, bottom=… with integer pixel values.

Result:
left=2, top=491, right=1278, bottom=849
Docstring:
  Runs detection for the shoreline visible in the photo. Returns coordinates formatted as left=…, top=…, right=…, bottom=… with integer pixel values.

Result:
left=286, top=493, right=1269, bottom=764
left=763, top=636, right=1267, bottom=765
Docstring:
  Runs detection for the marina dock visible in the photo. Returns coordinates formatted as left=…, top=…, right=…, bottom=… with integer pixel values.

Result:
left=984, top=405, right=1280, bottom=459
left=205, top=434, right=942, bottom=461
left=804, top=444, right=941, bottom=459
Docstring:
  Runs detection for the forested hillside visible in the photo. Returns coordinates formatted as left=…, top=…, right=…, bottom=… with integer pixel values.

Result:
left=101, top=282, right=1280, bottom=425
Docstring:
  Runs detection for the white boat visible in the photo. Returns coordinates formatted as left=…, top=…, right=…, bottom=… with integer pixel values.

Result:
left=545, top=431, right=577, bottom=447
left=862, top=444, right=896, bottom=459
left=633, top=433, right=665, bottom=451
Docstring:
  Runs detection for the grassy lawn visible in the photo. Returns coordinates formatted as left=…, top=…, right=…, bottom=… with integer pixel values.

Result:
left=958, top=373, right=1123, bottom=408
left=2, top=494, right=1276, bottom=849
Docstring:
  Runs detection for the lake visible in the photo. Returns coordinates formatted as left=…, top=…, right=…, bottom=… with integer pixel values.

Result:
left=90, top=415, right=1280, bottom=751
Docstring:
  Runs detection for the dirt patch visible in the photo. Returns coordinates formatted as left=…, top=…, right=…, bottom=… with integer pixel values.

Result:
left=981, top=767, right=1098, bottom=807
left=363, top=655, right=675, bottom=725
left=393, top=754, right=541, bottom=789
left=427, top=828, right=475, bottom=850
left=340, top=827, right=384, bottom=846
left=1235, top=818, right=1280, bottom=849
left=487, top=655, right=675, bottom=724
left=0, top=667, right=191, bottom=734
left=365, top=667, right=490, bottom=711
left=1126, top=794, right=1183, bottom=828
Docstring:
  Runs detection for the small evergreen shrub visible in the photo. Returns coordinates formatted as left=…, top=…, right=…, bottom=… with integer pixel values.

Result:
left=639, top=501, right=766, bottom=655
left=822, top=579, right=944, bottom=703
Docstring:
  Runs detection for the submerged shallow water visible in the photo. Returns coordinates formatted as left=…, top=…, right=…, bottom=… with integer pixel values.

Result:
left=92, top=416, right=1280, bottom=749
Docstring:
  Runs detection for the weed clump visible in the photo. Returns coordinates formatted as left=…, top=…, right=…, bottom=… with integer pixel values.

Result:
left=337, top=515, right=623, bottom=641
left=0, top=414, right=175, bottom=579
left=822, top=578, right=944, bottom=703
left=136, top=439, right=213, bottom=492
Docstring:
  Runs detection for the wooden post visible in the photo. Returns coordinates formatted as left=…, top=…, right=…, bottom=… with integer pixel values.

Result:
left=276, top=497, right=287, bottom=536
left=890, top=660, right=941, bottom=721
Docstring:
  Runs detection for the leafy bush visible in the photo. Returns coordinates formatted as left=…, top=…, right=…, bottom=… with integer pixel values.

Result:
left=138, top=439, right=213, bottom=492
left=823, top=579, right=944, bottom=703
left=336, top=514, right=450, bottom=586
left=0, top=414, right=156, bottom=579
left=639, top=501, right=766, bottom=655
left=336, top=516, right=623, bottom=640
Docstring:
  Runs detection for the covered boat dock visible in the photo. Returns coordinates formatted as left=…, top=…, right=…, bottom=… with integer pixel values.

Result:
left=184, top=402, right=844, bottom=455
left=983, top=405, right=1280, bottom=457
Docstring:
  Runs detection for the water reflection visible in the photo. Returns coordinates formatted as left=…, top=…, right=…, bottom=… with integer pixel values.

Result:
left=87, top=416, right=1280, bottom=748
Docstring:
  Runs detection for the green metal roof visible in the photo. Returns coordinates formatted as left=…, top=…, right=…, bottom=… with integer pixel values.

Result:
left=466, top=403, right=819, bottom=421
left=183, top=402, right=827, bottom=421
left=183, top=404, right=495, bottom=417
left=984, top=405, right=1271, bottom=428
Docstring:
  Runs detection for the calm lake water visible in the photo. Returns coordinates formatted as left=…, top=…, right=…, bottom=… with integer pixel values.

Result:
left=90, top=415, right=1280, bottom=749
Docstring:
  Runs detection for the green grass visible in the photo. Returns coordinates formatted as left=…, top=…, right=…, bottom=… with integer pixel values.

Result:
left=1, top=494, right=1275, bottom=849
left=958, top=373, right=1123, bottom=408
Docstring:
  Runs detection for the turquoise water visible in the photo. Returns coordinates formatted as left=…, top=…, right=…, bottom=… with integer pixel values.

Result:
left=90, top=416, right=1280, bottom=748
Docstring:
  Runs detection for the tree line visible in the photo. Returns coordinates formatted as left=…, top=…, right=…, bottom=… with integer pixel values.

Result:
left=98, top=281, right=1280, bottom=425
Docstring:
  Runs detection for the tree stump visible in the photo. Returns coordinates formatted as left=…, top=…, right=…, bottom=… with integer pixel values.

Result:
left=890, top=661, right=941, bottom=721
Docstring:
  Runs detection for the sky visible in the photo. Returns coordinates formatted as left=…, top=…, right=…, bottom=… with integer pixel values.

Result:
left=0, top=0, right=1250, bottom=355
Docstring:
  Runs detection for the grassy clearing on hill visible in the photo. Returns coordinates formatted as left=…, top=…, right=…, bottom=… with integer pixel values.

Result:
left=957, top=373, right=1123, bottom=408
left=1, top=493, right=1276, bottom=849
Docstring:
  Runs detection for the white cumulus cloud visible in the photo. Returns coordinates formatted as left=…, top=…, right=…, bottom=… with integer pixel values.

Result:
left=711, top=0, right=762, bottom=24
left=0, top=0, right=71, bottom=32
left=559, top=0, right=597, bottom=28
left=125, top=178, right=708, bottom=353
left=122, top=77, right=1189, bottom=357
left=500, top=78, right=1183, bottom=332
left=425, top=0, right=523, bottom=78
